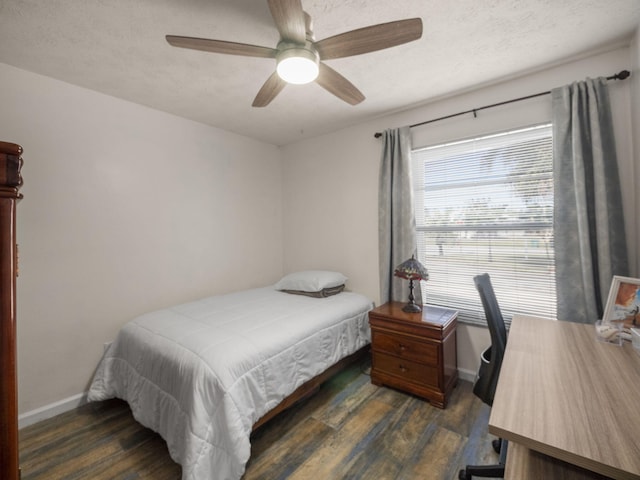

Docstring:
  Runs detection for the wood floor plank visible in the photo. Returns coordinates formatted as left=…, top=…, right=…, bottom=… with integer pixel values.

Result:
left=433, top=381, right=482, bottom=437
left=20, top=413, right=141, bottom=478
left=336, top=399, right=416, bottom=479
left=403, top=425, right=466, bottom=479
left=339, top=392, right=450, bottom=479
left=312, top=374, right=379, bottom=429
left=286, top=398, right=395, bottom=479
left=368, top=383, right=417, bottom=409
left=245, top=417, right=333, bottom=479
left=90, top=434, right=181, bottom=480
left=20, top=399, right=128, bottom=453
left=248, top=371, right=369, bottom=458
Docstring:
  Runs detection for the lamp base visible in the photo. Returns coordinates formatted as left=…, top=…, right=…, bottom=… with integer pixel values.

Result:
left=402, top=278, right=422, bottom=313
left=402, top=302, right=422, bottom=313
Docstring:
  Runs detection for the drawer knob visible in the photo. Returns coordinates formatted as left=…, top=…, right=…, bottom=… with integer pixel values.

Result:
left=398, top=344, right=406, bottom=351
left=399, top=364, right=407, bottom=372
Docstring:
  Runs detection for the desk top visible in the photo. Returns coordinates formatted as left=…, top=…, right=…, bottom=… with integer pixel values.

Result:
left=489, top=315, right=640, bottom=479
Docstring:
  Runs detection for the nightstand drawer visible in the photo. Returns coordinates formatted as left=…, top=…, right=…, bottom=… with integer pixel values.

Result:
left=372, top=351, right=439, bottom=387
left=372, top=331, right=438, bottom=366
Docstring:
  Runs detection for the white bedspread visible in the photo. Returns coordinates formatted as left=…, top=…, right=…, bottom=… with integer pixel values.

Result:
left=87, top=286, right=373, bottom=480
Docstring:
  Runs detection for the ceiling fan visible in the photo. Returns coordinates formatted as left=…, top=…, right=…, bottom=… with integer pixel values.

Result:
left=166, top=0, right=423, bottom=107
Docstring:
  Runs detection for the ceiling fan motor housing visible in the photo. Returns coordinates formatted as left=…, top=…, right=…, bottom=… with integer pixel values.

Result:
left=276, top=40, right=319, bottom=84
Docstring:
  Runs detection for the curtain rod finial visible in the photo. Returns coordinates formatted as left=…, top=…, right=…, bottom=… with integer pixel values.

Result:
left=616, top=70, right=631, bottom=80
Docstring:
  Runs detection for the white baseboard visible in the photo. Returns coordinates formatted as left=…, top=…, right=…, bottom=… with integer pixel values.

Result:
left=458, top=367, right=476, bottom=383
left=19, top=392, right=88, bottom=429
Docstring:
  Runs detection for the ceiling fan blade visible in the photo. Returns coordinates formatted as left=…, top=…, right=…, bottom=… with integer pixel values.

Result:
left=252, top=72, right=287, bottom=107
left=316, top=63, right=365, bottom=106
left=315, top=18, right=423, bottom=60
left=166, top=35, right=277, bottom=58
left=267, top=0, right=306, bottom=44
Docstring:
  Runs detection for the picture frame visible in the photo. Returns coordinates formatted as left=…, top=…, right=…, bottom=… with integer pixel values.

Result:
left=602, top=275, right=640, bottom=330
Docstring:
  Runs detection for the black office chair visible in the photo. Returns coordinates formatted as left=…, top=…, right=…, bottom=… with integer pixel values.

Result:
left=459, top=273, right=508, bottom=480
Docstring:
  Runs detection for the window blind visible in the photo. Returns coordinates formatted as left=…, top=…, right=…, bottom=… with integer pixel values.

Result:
left=411, top=124, right=556, bottom=326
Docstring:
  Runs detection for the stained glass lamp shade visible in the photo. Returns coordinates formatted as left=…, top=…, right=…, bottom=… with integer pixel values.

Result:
left=394, top=255, right=429, bottom=313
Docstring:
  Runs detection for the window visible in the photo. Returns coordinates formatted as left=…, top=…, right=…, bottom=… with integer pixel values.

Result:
left=411, top=124, right=556, bottom=326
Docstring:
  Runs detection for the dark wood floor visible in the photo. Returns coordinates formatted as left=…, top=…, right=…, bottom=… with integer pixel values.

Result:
left=19, top=360, right=498, bottom=480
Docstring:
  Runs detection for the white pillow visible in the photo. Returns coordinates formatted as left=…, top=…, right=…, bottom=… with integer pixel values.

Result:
left=275, top=270, right=347, bottom=292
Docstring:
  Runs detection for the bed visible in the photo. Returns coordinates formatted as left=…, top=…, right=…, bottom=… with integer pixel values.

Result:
left=87, top=271, right=373, bottom=480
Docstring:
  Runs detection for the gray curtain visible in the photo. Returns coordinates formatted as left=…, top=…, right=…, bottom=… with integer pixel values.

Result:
left=378, top=127, right=422, bottom=305
left=552, top=77, right=628, bottom=323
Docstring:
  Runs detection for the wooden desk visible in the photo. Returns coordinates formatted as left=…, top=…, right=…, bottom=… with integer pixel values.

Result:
left=489, top=315, right=640, bottom=479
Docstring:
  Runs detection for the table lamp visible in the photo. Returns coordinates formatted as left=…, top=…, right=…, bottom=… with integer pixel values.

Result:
left=394, top=255, right=429, bottom=313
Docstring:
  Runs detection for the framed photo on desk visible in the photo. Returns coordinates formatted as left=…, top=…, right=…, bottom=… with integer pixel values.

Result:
left=603, top=275, right=640, bottom=330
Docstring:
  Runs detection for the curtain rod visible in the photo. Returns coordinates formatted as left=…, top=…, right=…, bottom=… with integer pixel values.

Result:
left=373, top=70, right=630, bottom=138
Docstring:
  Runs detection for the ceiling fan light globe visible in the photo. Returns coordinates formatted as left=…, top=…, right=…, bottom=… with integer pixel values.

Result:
left=276, top=47, right=319, bottom=85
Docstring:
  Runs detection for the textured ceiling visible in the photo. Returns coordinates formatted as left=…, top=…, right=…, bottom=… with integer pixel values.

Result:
left=1, top=0, right=639, bottom=146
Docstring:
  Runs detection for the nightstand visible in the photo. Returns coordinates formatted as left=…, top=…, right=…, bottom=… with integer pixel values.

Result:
left=369, top=302, right=458, bottom=408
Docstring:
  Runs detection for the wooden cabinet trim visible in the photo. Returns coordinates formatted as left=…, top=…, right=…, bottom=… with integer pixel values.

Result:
left=0, top=141, right=23, bottom=480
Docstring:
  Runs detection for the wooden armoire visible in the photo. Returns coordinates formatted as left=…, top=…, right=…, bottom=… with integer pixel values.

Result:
left=0, top=141, right=23, bottom=480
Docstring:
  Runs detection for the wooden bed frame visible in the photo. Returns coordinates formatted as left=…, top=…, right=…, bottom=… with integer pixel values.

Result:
left=252, top=345, right=368, bottom=431
left=0, top=141, right=23, bottom=480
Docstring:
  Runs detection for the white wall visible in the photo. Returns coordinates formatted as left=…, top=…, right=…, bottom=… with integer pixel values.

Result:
left=0, top=63, right=284, bottom=416
left=281, top=46, right=637, bottom=379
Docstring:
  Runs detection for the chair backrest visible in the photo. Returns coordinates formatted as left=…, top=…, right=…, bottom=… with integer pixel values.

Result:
left=472, top=273, right=508, bottom=406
